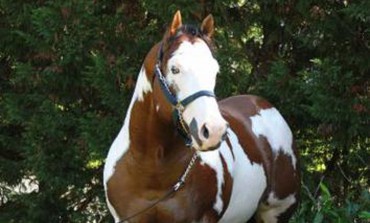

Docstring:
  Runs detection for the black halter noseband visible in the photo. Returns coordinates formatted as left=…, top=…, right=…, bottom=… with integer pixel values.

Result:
left=154, top=42, right=215, bottom=146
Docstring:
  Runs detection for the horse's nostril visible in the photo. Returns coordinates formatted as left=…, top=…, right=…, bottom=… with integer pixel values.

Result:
left=201, top=125, right=209, bottom=139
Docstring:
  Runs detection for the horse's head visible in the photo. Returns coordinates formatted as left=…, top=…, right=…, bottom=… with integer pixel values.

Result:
left=154, top=11, right=228, bottom=152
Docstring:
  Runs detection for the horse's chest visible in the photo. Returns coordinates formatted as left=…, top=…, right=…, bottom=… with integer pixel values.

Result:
left=106, top=158, right=220, bottom=222
left=112, top=184, right=217, bottom=223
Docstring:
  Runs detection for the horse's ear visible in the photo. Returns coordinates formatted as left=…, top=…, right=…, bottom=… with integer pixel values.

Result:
left=201, top=14, right=214, bottom=38
left=170, top=10, right=182, bottom=36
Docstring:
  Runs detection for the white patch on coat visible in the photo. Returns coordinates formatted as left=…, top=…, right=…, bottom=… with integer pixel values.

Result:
left=198, top=150, right=224, bottom=214
left=103, top=117, right=129, bottom=222
left=250, top=107, right=296, bottom=168
left=106, top=200, right=120, bottom=222
left=103, top=66, right=152, bottom=221
left=197, top=130, right=236, bottom=214
left=136, top=66, right=153, bottom=101
left=258, top=193, right=296, bottom=223
left=218, top=129, right=267, bottom=223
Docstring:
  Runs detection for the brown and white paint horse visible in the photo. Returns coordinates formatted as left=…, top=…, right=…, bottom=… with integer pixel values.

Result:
left=104, top=11, right=300, bottom=223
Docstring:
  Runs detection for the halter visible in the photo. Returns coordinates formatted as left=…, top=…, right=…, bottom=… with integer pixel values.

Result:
left=154, top=43, right=215, bottom=146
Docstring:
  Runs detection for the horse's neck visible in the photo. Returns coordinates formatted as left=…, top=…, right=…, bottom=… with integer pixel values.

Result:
left=126, top=65, right=186, bottom=164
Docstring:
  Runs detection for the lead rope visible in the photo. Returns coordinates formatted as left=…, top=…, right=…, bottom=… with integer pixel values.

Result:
left=117, top=152, right=198, bottom=223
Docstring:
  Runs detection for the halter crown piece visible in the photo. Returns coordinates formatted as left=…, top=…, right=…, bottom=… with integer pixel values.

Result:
left=154, top=42, right=215, bottom=147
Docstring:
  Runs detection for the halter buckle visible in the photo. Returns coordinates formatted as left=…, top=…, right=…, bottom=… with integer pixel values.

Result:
left=175, top=102, right=185, bottom=113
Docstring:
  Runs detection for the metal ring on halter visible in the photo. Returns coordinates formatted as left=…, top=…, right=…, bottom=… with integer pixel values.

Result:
left=175, top=102, right=185, bottom=113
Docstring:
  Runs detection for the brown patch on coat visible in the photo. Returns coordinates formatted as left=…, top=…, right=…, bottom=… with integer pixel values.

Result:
left=219, top=153, right=233, bottom=217
left=219, top=95, right=300, bottom=221
left=271, top=151, right=300, bottom=199
left=219, top=95, right=273, bottom=164
left=225, top=137, right=235, bottom=160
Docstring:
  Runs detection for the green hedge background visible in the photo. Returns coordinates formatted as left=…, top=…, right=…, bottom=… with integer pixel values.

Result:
left=0, top=0, right=369, bottom=222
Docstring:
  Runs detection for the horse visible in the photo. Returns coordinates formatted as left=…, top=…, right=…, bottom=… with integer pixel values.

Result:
left=103, top=11, right=300, bottom=223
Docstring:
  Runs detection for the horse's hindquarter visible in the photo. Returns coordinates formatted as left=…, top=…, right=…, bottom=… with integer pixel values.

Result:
left=218, top=95, right=300, bottom=222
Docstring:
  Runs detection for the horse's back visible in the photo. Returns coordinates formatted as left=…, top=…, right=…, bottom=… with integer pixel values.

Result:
left=218, top=95, right=300, bottom=223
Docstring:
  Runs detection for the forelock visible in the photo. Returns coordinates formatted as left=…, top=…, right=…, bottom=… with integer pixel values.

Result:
left=164, top=24, right=214, bottom=57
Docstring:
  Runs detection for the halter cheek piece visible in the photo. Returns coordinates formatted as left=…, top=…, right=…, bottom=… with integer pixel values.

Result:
left=154, top=51, right=215, bottom=146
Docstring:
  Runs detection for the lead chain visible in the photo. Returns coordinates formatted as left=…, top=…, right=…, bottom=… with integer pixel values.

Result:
left=177, top=109, right=191, bottom=143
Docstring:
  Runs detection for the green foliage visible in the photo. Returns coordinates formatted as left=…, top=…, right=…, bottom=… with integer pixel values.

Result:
left=0, top=0, right=368, bottom=222
left=292, top=183, right=370, bottom=223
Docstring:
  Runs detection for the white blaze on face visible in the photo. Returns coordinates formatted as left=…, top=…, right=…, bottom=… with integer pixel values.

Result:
left=166, top=40, right=227, bottom=150
left=166, top=41, right=219, bottom=99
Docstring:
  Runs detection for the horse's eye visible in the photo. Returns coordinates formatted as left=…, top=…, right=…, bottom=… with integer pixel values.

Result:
left=171, top=66, right=180, bottom=74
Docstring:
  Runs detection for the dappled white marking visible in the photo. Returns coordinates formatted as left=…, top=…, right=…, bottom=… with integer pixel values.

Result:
left=258, top=193, right=296, bottom=223
left=103, top=66, right=152, bottom=221
left=250, top=107, right=296, bottom=168
left=219, top=129, right=267, bottom=223
left=198, top=150, right=224, bottom=214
